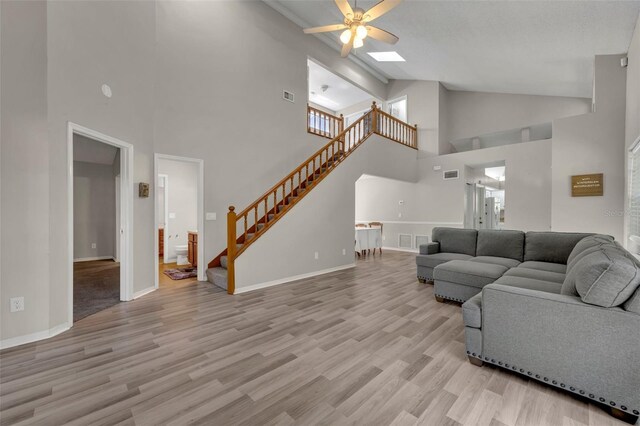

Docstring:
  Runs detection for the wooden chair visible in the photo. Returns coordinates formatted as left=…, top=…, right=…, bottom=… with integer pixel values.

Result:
left=368, top=222, right=383, bottom=254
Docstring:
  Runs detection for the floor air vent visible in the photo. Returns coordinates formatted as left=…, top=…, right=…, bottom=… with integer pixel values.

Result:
left=398, top=234, right=412, bottom=249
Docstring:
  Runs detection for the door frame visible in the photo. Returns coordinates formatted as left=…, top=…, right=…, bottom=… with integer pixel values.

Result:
left=157, top=173, right=169, bottom=264
left=67, top=122, right=134, bottom=326
left=154, top=153, right=205, bottom=288
left=386, top=95, right=408, bottom=122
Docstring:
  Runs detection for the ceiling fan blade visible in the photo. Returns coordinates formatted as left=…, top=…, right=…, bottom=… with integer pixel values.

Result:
left=303, top=24, right=348, bottom=34
left=365, top=26, right=399, bottom=44
left=335, top=0, right=354, bottom=19
left=341, top=32, right=354, bottom=57
left=363, top=0, right=402, bottom=22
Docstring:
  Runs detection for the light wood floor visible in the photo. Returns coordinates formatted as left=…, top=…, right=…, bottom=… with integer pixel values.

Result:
left=0, top=251, right=629, bottom=426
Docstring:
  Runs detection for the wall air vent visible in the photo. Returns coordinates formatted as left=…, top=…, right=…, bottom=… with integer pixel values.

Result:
left=443, top=169, right=459, bottom=180
left=283, top=90, right=295, bottom=103
left=415, top=235, right=429, bottom=248
left=398, top=234, right=412, bottom=249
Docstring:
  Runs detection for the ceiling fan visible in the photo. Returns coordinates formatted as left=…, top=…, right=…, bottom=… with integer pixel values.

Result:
left=303, top=0, right=401, bottom=57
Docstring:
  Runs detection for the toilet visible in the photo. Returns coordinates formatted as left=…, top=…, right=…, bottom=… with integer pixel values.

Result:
left=175, top=245, right=189, bottom=265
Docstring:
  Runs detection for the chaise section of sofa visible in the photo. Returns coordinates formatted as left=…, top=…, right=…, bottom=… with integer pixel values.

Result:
left=462, top=234, right=640, bottom=424
left=416, top=227, right=477, bottom=282
left=433, top=229, right=525, bottom=302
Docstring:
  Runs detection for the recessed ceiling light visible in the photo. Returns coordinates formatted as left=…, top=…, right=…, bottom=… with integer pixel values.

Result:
left=367, top=51, right=405, bottom=62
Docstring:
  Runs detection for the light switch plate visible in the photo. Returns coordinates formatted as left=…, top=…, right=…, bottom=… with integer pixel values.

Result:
left=206, top=212, right=216, bottom=221
left=169, top=212, right=176, bottom=219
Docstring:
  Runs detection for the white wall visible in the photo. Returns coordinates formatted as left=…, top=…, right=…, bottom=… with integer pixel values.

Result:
left=0, top=1, right=51, bottom=342
left=552, top=55, right=627, bottom=241
left=624, top=13, right=640, bottom=245
left=356, top=140, right=552, bottom=250
left=235, top=135, right=418, bottom=290
left=73, top=161, right=117, bottom=260
left=0, top=0, right=394, bottom=344
left=153, top=0, right=389, bottom=270
left=445, top=90, right=591, bottom=143
left=157, top=159, right=198, bottom=263
left=387, top=80, right=441, bottom=154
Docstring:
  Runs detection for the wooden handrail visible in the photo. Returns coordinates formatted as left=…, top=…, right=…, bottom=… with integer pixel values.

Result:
left=307, top=104, right=344, bottom=139
left=220, top=101, right=418, bottom=294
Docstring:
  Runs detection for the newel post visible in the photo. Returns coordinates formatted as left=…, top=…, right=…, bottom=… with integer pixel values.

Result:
left=227, top=206, right=236, bottom=295
left=414, top=124, right=418, bottom=148
left=339, top=114, right=344, bottom=135
left=371, top=101, right=378, bottom=134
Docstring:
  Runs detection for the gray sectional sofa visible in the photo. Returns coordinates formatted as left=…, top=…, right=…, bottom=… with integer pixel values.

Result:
left=416, top=228, right=640, bottom=423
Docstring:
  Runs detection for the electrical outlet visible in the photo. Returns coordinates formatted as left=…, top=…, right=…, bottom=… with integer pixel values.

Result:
left=10, top=297, right=24, bottom=312
left=169, top=212, right=176, bottom=219
left=342, top=248, right=346, bottom=255
left=398, top=212, right=402, bottom=218
left=314, top=251, right=319, bottom=260
left=91, top=243, right=97, bottom=249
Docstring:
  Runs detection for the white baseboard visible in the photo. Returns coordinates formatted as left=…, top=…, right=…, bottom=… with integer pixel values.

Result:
left=133, top=286, right=156, bottom=299
left=74, top=256, right=116, bottom=262
left=381, top=246, right=418, bottom=253
left=0, top=322, right=70, bottom=350
left=235, top=263, right=356, bottom=294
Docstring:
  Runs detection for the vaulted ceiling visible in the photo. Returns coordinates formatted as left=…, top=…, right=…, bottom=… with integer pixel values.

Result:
left=270, top=0, right=640, bottom=98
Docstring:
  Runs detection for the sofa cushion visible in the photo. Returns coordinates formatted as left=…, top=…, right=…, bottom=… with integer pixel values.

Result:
left=566, top=234, right=615, bottom=269
left=476, top=229, right=525, bottom=261
left=624, top=287, right=640, bottom=314
left=432, top=227, right=478, bottom=257
left=493, top=276, right=563, bottom=294
left=524, top=231, right=592, bottom=264
left=469, top=256, right=521, bottom=269
left=562, top=246, right=640, bottom=308
left=518, top=261, right=567, bottom=274
left=415, top=252, right=472, bottom=268
left=419, top=242, right=440, bottom=255
left=434, top=260, right=508, bottom=289
left=503, top=267, right=565, bottom=284
left=462, top=293, right=482, bottom=328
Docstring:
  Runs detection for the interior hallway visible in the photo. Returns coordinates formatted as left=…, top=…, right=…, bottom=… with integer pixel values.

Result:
left=73, top=260, right=120, bottom=322
left=0, top=252, right=625, bottom=425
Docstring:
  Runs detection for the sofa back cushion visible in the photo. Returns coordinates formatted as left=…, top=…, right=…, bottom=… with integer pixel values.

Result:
left=566, top=234, right=615, bottom=272
left=432, top=227, right=478, bottom=256
left=524, top=232, right=593, bottom=264
left=561, top=244, right=640, bottom=307
left=476, top=229, right=525, bottom=261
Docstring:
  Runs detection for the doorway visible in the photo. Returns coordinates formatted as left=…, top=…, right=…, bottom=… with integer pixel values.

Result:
left=154, top=154, right=205, bottom=288
left=464, top=163, right=506, bottom=230
left=387, top=96, right=408, bottom=122
left=67, top=123, right=133, bottom=324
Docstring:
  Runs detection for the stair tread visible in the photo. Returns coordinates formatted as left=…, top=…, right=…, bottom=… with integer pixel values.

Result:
left=206, top=267, right=227, bottom=290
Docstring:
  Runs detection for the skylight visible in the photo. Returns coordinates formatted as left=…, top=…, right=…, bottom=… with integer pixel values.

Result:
left=366, top=51, right=405, bottom=62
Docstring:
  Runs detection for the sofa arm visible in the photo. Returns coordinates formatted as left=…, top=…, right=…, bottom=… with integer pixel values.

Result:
left=419, top=242, right=439, bottom=255
left=481, top=284, right=640, bottom=415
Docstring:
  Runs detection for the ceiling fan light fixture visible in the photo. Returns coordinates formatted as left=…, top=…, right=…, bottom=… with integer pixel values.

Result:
left=340, top=29, right=352, bottom=44
left=356, top=24, right=367, bottom=39
left=353, top=37, right=364, bottom=49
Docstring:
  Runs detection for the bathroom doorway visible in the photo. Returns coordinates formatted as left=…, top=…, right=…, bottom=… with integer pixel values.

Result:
left=154, top=154, right=204, bottom=288
left=68, top=123, right=133, bottom=324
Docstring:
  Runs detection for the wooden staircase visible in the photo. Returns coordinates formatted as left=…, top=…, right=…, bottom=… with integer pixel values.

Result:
left=207, top=102, right=417, bottom=294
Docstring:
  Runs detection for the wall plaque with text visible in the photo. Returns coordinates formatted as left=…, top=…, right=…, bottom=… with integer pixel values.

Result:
left=571, top=173, right=603, bottom=197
